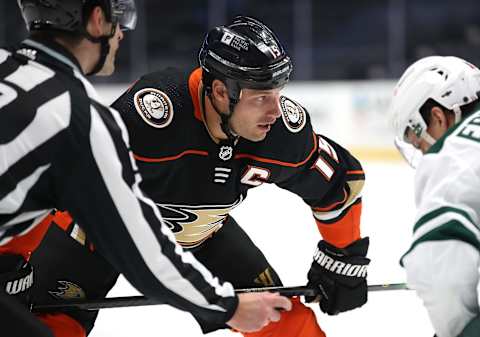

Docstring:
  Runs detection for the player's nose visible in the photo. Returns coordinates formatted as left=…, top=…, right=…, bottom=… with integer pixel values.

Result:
left=268, top=101, right=282, bottom=119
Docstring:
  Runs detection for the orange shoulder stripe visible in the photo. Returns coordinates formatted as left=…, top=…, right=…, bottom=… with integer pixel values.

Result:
left=234, top=132, right=318, bottom=168
left=133, top=150, right=209, bottom=163
left=188, top=68, right=203, bottom=121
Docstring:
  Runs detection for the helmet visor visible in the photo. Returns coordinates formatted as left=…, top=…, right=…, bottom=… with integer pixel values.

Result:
left=394, top=136, right=422, bottom=169
left=112, top=0, right=137, bottom=31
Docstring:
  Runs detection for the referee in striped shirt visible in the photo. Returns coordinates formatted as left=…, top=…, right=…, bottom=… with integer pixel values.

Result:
left=0, top=1, right=291, bottom=335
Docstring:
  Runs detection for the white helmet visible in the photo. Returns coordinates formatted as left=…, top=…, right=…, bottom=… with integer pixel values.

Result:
left=389, top=56, right=480, bottom=166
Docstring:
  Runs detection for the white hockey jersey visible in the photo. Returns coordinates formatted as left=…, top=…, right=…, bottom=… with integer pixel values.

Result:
left=401, top=109, right=480, bottom=337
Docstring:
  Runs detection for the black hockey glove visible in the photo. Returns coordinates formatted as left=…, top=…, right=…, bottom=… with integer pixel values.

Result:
left=306, top=237, right=370, bottom=315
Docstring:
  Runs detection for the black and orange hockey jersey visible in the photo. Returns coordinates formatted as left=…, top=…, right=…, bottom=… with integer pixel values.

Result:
left=112, top=68, right=365, bottom=249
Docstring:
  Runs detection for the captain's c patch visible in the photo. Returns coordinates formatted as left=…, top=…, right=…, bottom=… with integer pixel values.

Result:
left=280, top=96, right=306, bottom=133
left=133, top=88, right=174, bottom=128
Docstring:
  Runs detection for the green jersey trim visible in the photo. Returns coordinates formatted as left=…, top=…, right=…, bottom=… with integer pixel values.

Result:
left=413, top=206, right=475, bottom=233
left=401, top=219, right=480, bottom=266
left=401, top=207, right=480, bottom=267
left=428, top=107, right=480, bottom=155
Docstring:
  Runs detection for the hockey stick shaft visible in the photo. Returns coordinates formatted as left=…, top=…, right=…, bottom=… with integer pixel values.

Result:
left=31, top=283, right=408, bottom=312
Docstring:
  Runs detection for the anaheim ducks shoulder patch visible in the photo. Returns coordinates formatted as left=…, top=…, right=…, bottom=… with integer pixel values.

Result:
left=280, top=96, right=306, bottom=133
left=133, top=88, right=174, bottom=128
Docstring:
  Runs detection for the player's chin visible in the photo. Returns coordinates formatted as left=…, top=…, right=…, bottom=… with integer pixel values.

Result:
left=96, top=57, right=116, bottom=77
left=246, top=129, right=269, bottom=142
left=96, top=65, right=115, bottom=76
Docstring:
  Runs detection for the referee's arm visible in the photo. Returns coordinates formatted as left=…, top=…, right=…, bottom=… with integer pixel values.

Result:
left=58, top=103, right=237, bottom=324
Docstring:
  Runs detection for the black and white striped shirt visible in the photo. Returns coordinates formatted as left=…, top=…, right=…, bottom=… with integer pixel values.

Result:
left=0, top=38, right=237, bottom=323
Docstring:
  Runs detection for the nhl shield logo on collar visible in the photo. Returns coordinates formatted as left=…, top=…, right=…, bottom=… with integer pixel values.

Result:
left=133, top=88, right=174, bottom=128
left=219, top=145, right=233, bottom=161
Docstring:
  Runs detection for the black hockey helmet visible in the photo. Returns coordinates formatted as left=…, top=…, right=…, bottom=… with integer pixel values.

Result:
left=199, top=16, right=292, bottom=98
left=17, top=0, right=137, bottom=33
left=17, top=0, right=137, bottom=75
left=198, top=16, right=292, bottom=139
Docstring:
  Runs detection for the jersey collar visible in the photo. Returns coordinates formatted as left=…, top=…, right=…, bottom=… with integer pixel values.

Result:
left=22, top=38, right=83, bottom=75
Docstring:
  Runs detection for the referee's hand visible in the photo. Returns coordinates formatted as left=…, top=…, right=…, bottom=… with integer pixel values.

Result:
left=226, top=292, right=292, bottom=332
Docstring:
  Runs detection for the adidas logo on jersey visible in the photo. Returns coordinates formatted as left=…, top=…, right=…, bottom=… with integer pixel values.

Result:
left=313, top=248, right=367, bottom=278
left=16, top=48, right=37, bottom=60
left=5, top=270, right=33, bottom=295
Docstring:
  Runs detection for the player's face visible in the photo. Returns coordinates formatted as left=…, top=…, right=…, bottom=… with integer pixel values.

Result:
left=404, top=129, right=431, bottom=153
left=230, top=87, right=283, bottom=142
left=405, top=107, right=452, bottom=154
left=97, top=23, right=124, bottom=76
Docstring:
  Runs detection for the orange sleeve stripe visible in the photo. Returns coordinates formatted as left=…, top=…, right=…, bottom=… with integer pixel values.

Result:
left=346, top=170, right=364, bottom=175
left=133, top=150, right=209, bottom=163
left=316, top=202, right=362, bottom=248
left=126, top=79, right=139, bottom=93
left=133, top=132, right=318, bottom=165
left=235, top=132, right=318, bottom=168
left=312, top=188, right=348, bottom=212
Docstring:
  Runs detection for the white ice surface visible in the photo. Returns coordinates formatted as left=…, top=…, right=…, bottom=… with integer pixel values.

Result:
left=90, top=161, right=435, bottom=337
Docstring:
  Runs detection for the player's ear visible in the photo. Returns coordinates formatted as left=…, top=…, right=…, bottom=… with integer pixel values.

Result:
left=86, top=5, right=112, bottom=38
left=211, top=79, right=229, bottom=103
left=430, top=106, right=449, bottom=130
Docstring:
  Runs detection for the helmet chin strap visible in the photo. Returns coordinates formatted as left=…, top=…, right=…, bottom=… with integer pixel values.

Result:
left=452, top=104, right=463, bottom=124
left=205, top=84, right=240, bottom=141
left=86, top=36, right=111, bottom=76
left=211, top=97, right=239, bottom=141
left=420, top=130, right=436, bottom=146
left=83, top=23, right=116, bottom=76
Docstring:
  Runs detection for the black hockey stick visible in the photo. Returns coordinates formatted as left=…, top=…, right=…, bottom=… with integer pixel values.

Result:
left=32, top=283, right=408, bottom=313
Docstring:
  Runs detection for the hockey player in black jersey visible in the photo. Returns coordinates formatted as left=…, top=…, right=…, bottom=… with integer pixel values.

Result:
left=0, top=2, right=291, bottom=337
left=29, top=16, right=370, bottom=337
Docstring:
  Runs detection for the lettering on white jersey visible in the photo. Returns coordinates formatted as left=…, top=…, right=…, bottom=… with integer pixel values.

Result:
left=457, top=116, right=480, bottom=143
